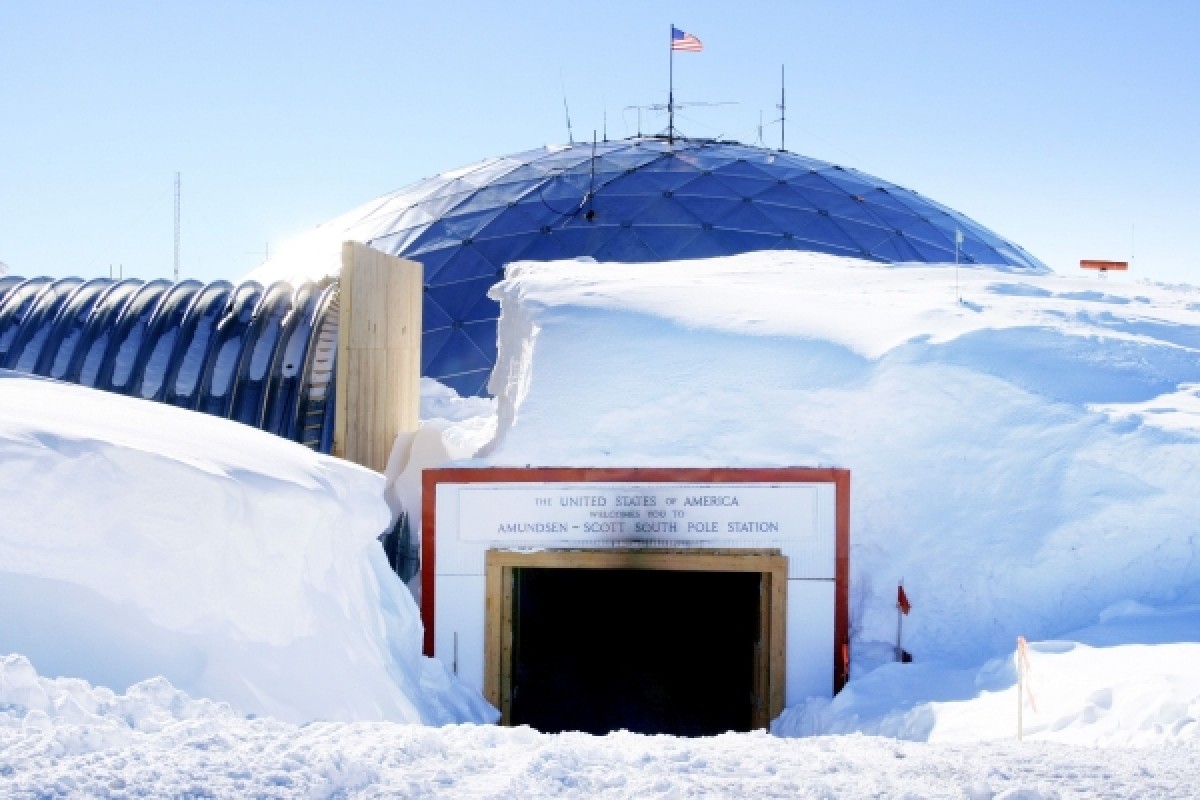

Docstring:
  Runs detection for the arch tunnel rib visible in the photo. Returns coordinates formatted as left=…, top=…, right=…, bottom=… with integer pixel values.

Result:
left=0, top=277, right=340, bottom=454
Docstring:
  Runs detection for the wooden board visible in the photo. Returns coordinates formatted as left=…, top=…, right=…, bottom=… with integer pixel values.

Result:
left=334, top=241, right=422, bottom=472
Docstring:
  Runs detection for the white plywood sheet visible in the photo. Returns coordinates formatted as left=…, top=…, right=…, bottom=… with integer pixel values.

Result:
left=785, top=579, right=836, bottom=705
left=434, top=574, right=486, bottom=693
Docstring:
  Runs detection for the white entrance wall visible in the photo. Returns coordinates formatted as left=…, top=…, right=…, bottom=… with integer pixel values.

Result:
left=424, top=468, right=848, bottom=708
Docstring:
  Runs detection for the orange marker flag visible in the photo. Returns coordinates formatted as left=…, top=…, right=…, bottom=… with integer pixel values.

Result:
left=897, top=584, right=911, bottom=615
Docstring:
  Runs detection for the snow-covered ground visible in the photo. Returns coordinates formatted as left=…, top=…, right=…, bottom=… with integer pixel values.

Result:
left=3, top=252, right=1200, bottom=795
left=2, top=658, right=1196, bottom=798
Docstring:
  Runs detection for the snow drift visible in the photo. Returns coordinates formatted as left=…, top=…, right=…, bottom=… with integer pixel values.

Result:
left=0, top=371, right=493, bottom=725
left=477, top=253, right=1200, bottom=668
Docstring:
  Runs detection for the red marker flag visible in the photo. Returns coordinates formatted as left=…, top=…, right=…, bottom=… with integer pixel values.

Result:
left=897, top=584, right=911, bottom=615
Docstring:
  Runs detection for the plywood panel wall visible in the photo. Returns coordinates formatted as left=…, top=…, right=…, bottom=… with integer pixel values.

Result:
left=334, top=241, right=422, bottom=472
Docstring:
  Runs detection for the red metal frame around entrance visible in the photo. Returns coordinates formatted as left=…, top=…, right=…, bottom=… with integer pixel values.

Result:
left=421, top=466, right=852, bottom=693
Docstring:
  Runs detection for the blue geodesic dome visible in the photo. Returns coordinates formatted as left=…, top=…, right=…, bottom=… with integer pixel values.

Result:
left=331, top=137, right=1046, bottom=396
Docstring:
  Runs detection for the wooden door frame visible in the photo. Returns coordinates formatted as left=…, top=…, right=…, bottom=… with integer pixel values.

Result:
left=422, top=466, right=850, bottom=693
left=483, top=547, right=788, bottom=730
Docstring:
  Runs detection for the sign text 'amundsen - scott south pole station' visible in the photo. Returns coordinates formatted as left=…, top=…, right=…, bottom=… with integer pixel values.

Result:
left=457, top=483, right=818, bottom=543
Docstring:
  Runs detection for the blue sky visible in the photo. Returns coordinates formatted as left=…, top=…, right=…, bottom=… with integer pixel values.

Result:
left=2, top=2, right=1197, bottom=284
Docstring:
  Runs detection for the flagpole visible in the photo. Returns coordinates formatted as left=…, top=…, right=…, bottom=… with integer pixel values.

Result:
left=668, top=24, right=675, bottom=144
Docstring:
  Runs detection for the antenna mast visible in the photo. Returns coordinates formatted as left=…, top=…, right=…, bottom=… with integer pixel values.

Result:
left=173, top=172, right=181, bottom=282
left=562, top=94, right=575, bottom=145
left=778, top=65, right=786, bottom=151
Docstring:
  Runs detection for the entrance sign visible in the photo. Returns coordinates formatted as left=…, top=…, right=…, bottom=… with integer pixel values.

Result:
left=422, top=466, right=850, bottom=723
left=458, top=483, right=818, bottom=542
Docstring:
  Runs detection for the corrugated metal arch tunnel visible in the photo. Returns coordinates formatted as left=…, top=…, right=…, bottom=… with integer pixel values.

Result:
left=0, top=275, right=340, bottom=452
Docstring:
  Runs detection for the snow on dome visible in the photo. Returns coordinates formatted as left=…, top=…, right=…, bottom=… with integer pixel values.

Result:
left=0, top=371, right=494, bottom=725
left=248, top=138, right=1047, bottom=396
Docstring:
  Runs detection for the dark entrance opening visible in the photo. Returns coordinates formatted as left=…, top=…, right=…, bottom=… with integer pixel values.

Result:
left=509, top=567, right=761, bottom=736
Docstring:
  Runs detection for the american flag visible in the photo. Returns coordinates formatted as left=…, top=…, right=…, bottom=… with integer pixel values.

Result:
left=671, top=26, right=703, bottom=52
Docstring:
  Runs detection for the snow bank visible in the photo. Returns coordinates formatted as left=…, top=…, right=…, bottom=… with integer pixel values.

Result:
left=0, top=371, right=494, bottom=725
left=773, top=603, right=1200, bottom=746
left=3, top=654, right=1197, bottom=798
left=478, top=253, right=1200, bottom=667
